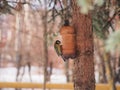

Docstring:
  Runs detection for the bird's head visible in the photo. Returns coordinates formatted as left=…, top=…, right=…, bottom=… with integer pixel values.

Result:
left=55, top=40, right=61, bottom=44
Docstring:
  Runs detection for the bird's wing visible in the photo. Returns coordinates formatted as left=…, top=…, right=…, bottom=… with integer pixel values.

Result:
left=61, top=55, right=66, bottom=62
left=54, top=44, right=61, bottom=56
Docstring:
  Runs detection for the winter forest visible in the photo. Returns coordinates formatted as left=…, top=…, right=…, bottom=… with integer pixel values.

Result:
left=0, top=0, right=120, bottom=90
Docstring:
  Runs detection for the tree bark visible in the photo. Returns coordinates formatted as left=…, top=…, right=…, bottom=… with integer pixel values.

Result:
left=94, top=40, right=107, bottom=83
left=65, top=61, right=70, bottom=82
left=43, top=0, right=48, bottom=90
left=71, top=0, right=95, bottom=90
left=15, top=8, right=22, bottom=90
left=104, top=52, right=116, bottom=90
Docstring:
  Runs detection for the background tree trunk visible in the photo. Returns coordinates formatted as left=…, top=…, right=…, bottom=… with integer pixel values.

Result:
left=43, top=0, right=48, bottom=90
left=104, top=52, right=116, bottom=90
left=71, top=0, right=95, bottom=90
left=24, top=1, right=32, bottom=82
left=15, top=8, right=22, bottom=90
left=65, top=61, right=70, bottom=82
left=94, top=39, right=107, bottom=83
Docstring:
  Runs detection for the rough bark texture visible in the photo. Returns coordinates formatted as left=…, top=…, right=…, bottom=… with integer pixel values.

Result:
left=43, top=0, right=48, bottom=90
left=104, top=53, right=116, bottom=90
left=71, top=0, right=95, bottom=90
left=65, top=61, right=70, bottom=82
left=94, top=40, right=107, bottom=83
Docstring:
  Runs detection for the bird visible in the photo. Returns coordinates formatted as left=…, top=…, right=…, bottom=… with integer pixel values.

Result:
left=54, top=40, right=66, bottom=61
left=54, top=40, right=62, bottom=56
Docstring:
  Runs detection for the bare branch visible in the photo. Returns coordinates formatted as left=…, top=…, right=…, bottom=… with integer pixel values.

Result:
left=49, top=0, right=53, bottom=7
left=102, top=12, right=117, bottom=31
left=58, top=0, right=64, bottom=14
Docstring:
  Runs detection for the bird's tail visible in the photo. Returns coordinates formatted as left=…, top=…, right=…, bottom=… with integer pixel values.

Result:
left=61, top=55, right=67, bottom=62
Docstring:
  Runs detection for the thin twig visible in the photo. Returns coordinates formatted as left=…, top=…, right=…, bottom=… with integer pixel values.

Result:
left=109, top=23, right=115, bottom=31
left=7, top=1, right=28, bottom=4
left=52, top=0, right=57, bottom=21
left=58, top=0, right=64, bottom=14
left=38, top=0, right=42, bottom=7
left=49, top=0, right=53, bottom=7
left=48, top=7, right=69, bottom=23
left=102, top=12, right=117, bottom=31
left=48, top=13, right=60, bottom=23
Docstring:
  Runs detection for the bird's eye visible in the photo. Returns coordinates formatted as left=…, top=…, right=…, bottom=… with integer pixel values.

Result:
left=56, top=40, right=60, bottom=44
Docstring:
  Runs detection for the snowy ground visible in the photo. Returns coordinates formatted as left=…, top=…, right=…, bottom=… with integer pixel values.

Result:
left=0, top=66, right=67, bottom=83
left=0, top=66, right=68, bottom=90
left=0, top=66, right=100, bottom=83
left=0, top=66, right=100, bottom=90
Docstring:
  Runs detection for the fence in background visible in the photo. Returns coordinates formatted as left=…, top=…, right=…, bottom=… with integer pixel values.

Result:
left=0, top=82, right=120, bottom=90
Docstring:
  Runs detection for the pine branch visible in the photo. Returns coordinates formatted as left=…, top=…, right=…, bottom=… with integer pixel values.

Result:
left=102, top=12, right=117, bottom=31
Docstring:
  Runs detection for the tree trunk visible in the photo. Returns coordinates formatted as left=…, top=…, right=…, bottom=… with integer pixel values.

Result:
left=65, top=61, right=70, bottom=82
left=0, top=54, right=1, bottom=68
left=24, top=1, right=32, bottom=82
left=94, top=40, right=107, bottom=83
left=15, top=8, right=22, bottom=90
left=43, top=0, right=48, bottom=90
left=104, top=52, right=116, bottom=90
left=71, top=1, right=95, bottom=90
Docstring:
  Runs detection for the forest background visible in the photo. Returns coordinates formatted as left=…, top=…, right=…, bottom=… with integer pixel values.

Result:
left=0, top=0, right=120, bottom=90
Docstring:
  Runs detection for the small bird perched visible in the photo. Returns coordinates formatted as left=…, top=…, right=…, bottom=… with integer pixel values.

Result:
left=54, top=40, right=66, bottom=61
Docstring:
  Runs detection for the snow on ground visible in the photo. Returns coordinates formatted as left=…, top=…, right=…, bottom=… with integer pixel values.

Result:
left=0, top=66, right=101, bottom=90
left=0, top=66, right=67, bottom=83
left=0, top=66, right=99, bottom=83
